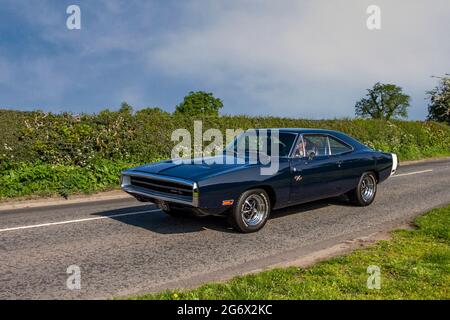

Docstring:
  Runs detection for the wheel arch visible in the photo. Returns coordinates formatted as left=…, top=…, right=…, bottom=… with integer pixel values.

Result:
left=244, top=185, right=277, bottom=209
left=371, top=170, right=380, bottom=183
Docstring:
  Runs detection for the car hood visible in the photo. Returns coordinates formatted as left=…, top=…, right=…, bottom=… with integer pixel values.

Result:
left=129, top=156, right=248, bottom=181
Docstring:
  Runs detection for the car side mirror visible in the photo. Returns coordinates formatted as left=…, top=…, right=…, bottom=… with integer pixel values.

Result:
left=308, top=151, right=316, bottom=160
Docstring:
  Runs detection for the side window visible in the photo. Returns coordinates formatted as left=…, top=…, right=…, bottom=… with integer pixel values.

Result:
left=302, top=135, right=330, bottom=157
left=292, top=137, right=305, bottom=157
left=329, top=136, right=352, bottom=155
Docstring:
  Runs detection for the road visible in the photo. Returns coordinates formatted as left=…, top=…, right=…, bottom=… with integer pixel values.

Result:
left=0, top=159, right=449, bottom=299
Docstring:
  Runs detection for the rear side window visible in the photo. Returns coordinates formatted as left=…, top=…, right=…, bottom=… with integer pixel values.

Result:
left=293, top=134, right=354, bottom=158
left=329, top=136, right=353, bottom=155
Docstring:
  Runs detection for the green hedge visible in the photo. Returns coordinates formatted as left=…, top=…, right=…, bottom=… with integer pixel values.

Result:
left=0, top=108, right=449, bottom=199
left=0, top=159, right=131, bottom=199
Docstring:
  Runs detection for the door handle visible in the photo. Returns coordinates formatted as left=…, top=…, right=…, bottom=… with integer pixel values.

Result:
left=336, top=160, right=343, bottom=168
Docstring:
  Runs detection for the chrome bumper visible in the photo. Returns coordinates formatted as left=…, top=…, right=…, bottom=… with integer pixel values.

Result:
left=390, top=153, right=398, bottom=176
left=121, top=170, right=199, bottom=207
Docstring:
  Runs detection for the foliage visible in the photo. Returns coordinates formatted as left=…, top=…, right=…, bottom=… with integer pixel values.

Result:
left=427, top=75, right=450, bottom=124
left=0, top=159, right=131, bottom=199
left=174, top=91, right=223, bottom=117
left=132, top=205, right=450, bottom=300
left=355, top=83, right=411, bottom=120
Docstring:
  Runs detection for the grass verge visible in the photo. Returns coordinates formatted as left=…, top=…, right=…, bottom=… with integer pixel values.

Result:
left=132, top=205, right=450, bottom=300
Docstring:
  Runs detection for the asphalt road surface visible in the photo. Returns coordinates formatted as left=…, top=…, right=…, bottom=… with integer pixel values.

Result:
left=1, top=160, right=449, bottom=299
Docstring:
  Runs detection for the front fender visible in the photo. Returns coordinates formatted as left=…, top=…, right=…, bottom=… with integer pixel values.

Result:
left=197, top=159, right=291, bottom=210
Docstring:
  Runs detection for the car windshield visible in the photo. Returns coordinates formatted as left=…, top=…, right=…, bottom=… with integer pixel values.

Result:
left=224, top=131, right=296, bottom=157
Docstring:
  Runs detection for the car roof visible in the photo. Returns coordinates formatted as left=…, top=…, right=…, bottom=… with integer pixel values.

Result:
left=256, top=128, right=342, bottom=134
left=253, top=128, right=369, bottom=150
left=280, top=128, right=338, bottom=134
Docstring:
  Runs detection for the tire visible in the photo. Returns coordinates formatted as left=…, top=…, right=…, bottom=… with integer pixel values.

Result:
left=227, top=189, right=271, bottom=233
left=347, top=172, right=377, bottom=206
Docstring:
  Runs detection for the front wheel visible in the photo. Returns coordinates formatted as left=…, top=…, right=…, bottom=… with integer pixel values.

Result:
left=228, top=189, right=271, bottom=233
left=347, top=172, right=377, bottom=206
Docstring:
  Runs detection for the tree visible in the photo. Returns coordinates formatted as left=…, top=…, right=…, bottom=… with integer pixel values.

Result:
left=174, top=91, right=223, bottom=116
left=427, top=75, right=450, bottom=124
left=119, top=101, right=133, bottom=114
left=355, top=83, right=410, bottom=120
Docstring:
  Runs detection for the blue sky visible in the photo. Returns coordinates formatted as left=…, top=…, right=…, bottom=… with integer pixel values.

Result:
left=0, top=0, right=449, bottom=119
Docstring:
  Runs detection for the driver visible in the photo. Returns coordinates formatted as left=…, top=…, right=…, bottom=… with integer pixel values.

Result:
left=304, top=137, right=318, bottom=157
left=294, top=138, right=318, bottom=158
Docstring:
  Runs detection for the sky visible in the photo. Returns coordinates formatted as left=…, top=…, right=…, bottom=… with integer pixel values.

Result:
left=0, top=0, right=449, bottom=120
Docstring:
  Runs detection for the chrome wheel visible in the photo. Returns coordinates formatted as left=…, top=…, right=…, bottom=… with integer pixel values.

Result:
left=241, top=194, right=269, bottom=227
left=360, top=175, right=376, bottom=202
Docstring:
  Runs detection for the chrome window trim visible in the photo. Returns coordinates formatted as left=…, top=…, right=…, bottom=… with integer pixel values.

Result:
left=290, top=133, right=355, bottom=158
left=289, top=134, right=304, bottom=158
left=287, top=133, right=300, bottom=158
left=327, top=136, right=331, bottom=155
left=298, top=133, right=330, bottom=157
left=327, top=134, right=355, bottom=155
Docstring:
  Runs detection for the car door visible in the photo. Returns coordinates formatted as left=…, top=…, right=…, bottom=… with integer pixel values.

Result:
left=289, top=134, right=342, bottom=204
left=327, top=135, right=356, bottom=194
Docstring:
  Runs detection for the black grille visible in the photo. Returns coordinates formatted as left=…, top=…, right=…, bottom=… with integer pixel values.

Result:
left=130, top=176, right=193, bottom=198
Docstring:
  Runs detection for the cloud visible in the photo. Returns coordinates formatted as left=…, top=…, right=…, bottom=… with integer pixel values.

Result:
left=148, top=0, right=450, bottom=118
left=0, top=0, right=448, bottom=118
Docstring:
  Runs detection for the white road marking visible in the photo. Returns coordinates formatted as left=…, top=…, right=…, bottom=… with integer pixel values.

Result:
left=0, top=209, right=161, bottom=233
left=0, top=168, right=436, bottom=233
left=392, top=169, right=433, bottom=177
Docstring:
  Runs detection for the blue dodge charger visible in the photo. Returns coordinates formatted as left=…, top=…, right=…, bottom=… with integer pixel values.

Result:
left=121, top=129, right=398, bottom=233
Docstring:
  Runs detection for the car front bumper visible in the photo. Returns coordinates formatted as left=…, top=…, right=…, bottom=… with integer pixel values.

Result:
left=120, top=170, right=199, bottom=207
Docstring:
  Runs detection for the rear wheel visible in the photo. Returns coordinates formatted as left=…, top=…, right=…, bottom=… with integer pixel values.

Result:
left=228, top=189, right=271, bottom=233
left=347, top=172, right=377, bottom=206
